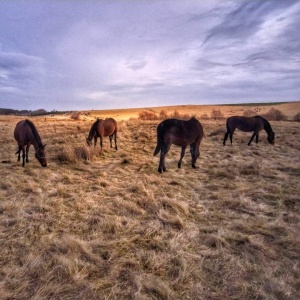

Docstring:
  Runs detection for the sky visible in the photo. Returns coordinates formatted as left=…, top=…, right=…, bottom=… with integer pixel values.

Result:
left=0, top=0, right=300, bottom=111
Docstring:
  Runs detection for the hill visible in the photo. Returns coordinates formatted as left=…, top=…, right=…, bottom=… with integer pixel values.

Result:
left=0, top=102, right=299, bottom=299
left=48, top=101, right=300, bottom=122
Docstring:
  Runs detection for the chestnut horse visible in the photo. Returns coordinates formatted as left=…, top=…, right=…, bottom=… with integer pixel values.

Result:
left=14, top=119, right=47, bottom=167
left=86, top=118, right=118, bottom=152
left=223, top=115, right=275, bottom=146
left=154, top=117, right=204, bottom=173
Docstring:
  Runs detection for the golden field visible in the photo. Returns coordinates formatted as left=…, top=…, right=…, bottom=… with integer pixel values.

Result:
left=0, top=102, right=299, bottom=299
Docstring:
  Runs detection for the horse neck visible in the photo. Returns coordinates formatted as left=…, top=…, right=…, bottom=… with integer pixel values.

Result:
left=263, top=118, right=273, bottom=135
left=88, top=124, right=97, bottom=140
left=26, top=121, right=43, bottom=150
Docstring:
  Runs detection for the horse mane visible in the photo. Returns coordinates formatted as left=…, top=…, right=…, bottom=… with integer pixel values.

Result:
left=253, top=115, right=273, bottom=134
left=88, top=120, right=99, bottom=139
left=25, top=119, right=43, bottom=146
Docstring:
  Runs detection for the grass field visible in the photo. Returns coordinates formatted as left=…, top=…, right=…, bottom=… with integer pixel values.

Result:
left=0, top=102, right=299, bottom=299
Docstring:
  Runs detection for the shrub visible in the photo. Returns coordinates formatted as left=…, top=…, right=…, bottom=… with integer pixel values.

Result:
left=293, top=113, right=300, bottom=122
left=159, top=110, right=168, bottom=119
left=243, top=109, right=256, bottom=117
left=171, top=110, right=181, bottom=118
left=201, top=113, right=209, bottom=120
left=210, top=109, right=224, bottom=120
left=138, top=111, right=158, bottom=120
left=70, top=111, right=81, bottom=120
left=56, top=145, right=91, bottom=163
left=262, top=108, right=287, bottom=121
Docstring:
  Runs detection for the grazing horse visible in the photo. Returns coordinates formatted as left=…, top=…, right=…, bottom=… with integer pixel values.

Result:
left=14, top=119, right=47, bottom=167
left=223, top=115, right=275, bottom=146
left=154, top=117, right=204, bottom=173
left=86, top=118, right=118, bottom=152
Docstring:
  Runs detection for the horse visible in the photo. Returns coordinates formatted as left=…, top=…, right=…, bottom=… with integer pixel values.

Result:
left=153, top=117, right=204, bottom=173
left=223, top=115, right=275, bottom=146
left=86, top=118, right=118, bottom=152
left=14, top=119, right=47, bottom=167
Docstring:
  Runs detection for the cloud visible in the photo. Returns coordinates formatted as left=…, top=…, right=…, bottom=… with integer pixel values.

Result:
left=0, top=51, right=46, bottom=102
left=0, top=1, right=299, bottom=110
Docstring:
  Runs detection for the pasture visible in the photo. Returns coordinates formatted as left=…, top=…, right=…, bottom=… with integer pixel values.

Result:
left=0, top=104, right=299, bottom=299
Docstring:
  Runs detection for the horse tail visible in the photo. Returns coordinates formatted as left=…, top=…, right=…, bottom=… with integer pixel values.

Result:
left=153, top=143, right=161, bottom=156
left=225, top=117, right=231, bottom=133
left=153, top=123, right=164, bottom=156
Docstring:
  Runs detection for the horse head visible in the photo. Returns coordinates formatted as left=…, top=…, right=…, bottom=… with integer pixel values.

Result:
left=86, top=137, right=93, bottom=146
left=267, top=132, right=275, bottom=145
left=35, top=144, right=47, bottom=167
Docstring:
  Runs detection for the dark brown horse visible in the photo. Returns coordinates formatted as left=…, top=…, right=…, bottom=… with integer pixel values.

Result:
left=86, top=118, right=118, bottom=152
left=154, top=117, right=204, bottom=173
left=14, top=119, right=47, bottom=167
left=223, top=115, right=275, bottom=146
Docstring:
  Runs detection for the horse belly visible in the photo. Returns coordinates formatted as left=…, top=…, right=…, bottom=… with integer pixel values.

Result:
left=169, top=136, right=190, bottom=147
left=237, top=124, right=254, bottom=132
left=14, top=122, right=33, bottom=145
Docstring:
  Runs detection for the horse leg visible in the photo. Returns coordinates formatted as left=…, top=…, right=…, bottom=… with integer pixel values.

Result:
left=190, top=142, right=200, bottom=168
left=158, top=151, right=164, bottom=173
left=158, top=144, right=170, bottom=173
left=25, top=144, right=30, bottom=163
left=178, top=146, right=186, bottom=168
left=99, top=136, right=103, bottom=153
left=16, top=145, right=21, bottom=161
left=229, top=131, right=234, bottom=144
left=94, top=136, right=97, bottom=147
left=114, top=132, right=118, bottom=150
left=109, top=135, right=113, bottom=148
left=256, top=132, right=259, bottom=144
left=223, top=132, right=229, bottom=146
left=248, top=131, right=257, bottom=146
left=21, top=145, right=26, bottom=167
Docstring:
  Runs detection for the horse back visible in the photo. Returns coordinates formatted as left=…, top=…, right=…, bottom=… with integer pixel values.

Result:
left=159, top=117, right=203, bottom=146
left=14, top=120, right=34, bottom=145
left=97, top=118, right=117, bottom=136
left=227, top=116, right=263, bottom=132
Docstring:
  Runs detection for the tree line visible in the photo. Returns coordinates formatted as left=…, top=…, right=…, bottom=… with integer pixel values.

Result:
left=0, top=108, right=64, bottom=116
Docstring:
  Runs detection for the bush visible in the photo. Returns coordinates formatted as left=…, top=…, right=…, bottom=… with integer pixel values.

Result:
left=201, top=113, right=209, bottom=120
left=210, top=109, right=224, bottom=120
left=243, top=109, right=256, bottom=117
left=70, top=111, right=81, bottom=120
left=138, top=111, right=158, bottom=120
left=293, top=113, right=300, bottom=122
left=159, top=110, right=168, bottom=119
left=262, top=108, right=287, bottom=121
left=171, top=110, right=181, bottom=118
left=56, top=145, right=91, bottom=163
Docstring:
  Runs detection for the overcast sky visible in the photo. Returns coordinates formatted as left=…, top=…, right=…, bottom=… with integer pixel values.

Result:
left=0, top=0, right=300, bottom=111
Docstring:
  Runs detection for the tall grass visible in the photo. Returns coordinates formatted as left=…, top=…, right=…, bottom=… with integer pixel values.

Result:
left=0, top=113, right=299, bottom=299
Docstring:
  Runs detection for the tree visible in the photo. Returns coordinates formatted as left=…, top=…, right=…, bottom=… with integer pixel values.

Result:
left=159, top=110, right=168, bottom=119
left=210, top=109, right=224, bottom=120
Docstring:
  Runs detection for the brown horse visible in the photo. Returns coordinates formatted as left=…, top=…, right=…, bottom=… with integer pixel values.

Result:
left=14, top=119, right=47, bottom=167
left=223, top=115, right=275, bottom=146
left=154, top=117, right=204, bottom=173
left=86, top=118, right=118, bottom=152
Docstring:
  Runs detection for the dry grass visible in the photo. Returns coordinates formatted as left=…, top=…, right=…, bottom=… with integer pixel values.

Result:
left=0, top=103, right=300, bottom=299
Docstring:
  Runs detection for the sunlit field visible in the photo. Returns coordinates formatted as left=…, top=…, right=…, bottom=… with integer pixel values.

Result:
left=0, top=103, right=299, bottom=299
